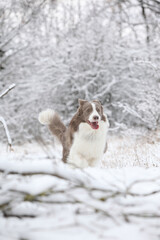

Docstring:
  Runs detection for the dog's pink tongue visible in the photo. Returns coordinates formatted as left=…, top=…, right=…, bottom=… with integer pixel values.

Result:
left=91, top=122, right=99, bottom=129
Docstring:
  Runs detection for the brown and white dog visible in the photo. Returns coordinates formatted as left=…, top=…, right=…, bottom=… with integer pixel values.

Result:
left=38, top=99, right=109, bottom=168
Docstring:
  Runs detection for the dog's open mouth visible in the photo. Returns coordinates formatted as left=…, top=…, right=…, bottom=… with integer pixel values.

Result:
left=88, top=121, right=99, bottom=130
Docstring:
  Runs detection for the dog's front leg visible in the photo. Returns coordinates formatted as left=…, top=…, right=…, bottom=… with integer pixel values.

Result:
left=68, top=152, right=89, bottom=168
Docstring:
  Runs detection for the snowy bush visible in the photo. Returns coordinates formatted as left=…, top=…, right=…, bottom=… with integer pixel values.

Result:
left=0, top=151, right=160, bottom=239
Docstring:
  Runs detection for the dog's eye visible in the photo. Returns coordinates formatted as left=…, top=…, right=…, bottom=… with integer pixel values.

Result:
left=96, top=107, right=101, bottom=113
left=86, top=108, right=91, bottom=113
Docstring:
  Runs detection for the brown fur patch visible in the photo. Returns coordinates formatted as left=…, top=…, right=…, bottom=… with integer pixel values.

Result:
left=48, top=113, right=66, bottom=144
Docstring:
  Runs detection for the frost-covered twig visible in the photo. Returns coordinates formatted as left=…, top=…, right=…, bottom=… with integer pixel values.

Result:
left=0, top=116, right=12, bottom=148
left=0, top=83, right=16, bottom=148
left=0, top=83, right=16, bottom=98
left=115, top=102, right=151, bottom=124
left=3, top=212, right=36, bottom=219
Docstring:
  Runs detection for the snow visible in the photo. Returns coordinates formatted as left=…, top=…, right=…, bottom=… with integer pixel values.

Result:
left=105, top=225, right=153, bottom=240
left=0, top=136, right=160, bottom=240
left=0, top=0, right=160, bottom=239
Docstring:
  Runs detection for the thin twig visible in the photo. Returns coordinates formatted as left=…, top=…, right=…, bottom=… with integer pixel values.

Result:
left=0, top=83, right=16, bottom=98
left=0, top=116, right=12, bottom=148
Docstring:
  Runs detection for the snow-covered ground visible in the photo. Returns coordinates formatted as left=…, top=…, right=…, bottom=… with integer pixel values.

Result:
left=0, top=134, right=160, bottom=240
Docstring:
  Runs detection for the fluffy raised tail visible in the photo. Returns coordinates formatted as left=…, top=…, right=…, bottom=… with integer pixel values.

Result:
left=38, top=109, right=66, bottom=145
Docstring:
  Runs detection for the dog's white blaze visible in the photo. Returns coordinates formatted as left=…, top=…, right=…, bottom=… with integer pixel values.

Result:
left=68, top=120, right=108, bottom=168
left=88, top=103, right=101, bottom=122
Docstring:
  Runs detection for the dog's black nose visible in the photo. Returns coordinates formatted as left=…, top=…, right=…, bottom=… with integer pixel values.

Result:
left=93, top=115, right=99, bottom=120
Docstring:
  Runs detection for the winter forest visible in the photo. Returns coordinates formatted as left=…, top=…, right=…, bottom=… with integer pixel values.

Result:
left=0, top=0, right=160, bottom=239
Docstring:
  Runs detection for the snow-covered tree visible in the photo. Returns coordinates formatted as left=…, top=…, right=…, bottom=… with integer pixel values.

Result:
left=0, top=0, right=160, bottom=143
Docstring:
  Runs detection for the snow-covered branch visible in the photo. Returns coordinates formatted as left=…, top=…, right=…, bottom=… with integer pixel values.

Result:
left=0, top=83, right=16, bottom=148
left=0, top=117, right=12, bottom=147
left=0, top=158, right=160, bottom=238
left=0, top=83, right=16, bottom=98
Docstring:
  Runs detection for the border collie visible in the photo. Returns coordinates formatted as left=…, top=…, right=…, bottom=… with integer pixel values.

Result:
left=38, top=99, right=109, bottom=168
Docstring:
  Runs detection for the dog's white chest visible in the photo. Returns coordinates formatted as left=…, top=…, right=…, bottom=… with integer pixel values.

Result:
left=68, top=121, right=108, bottom=168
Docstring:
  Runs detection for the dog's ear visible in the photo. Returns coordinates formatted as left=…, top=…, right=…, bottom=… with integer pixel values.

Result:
left=93, top=100, right=102, bottom=105
left=78, top=99, right=88, bottom=106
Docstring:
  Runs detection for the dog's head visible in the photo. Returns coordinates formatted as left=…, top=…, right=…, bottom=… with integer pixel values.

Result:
left=78, top=99, right=104, bottom=130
